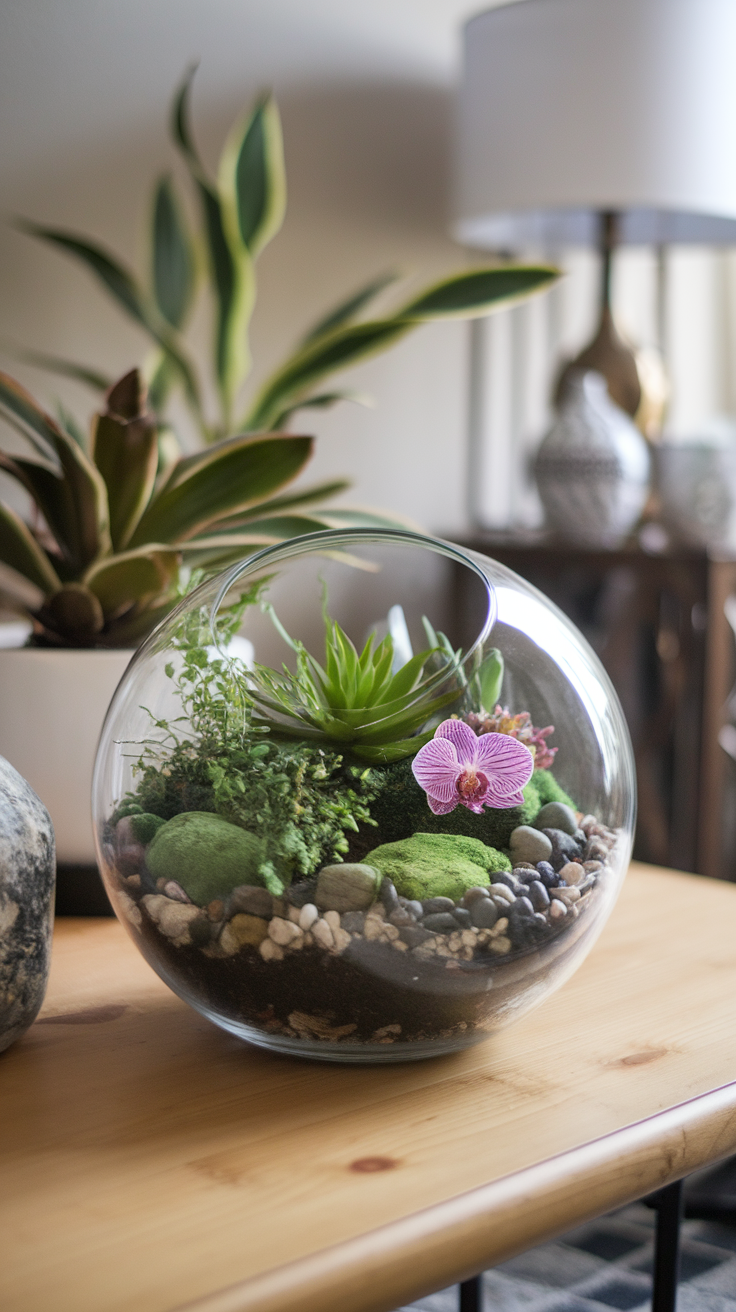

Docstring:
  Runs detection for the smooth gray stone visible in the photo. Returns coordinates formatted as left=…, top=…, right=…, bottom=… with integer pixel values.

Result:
left=509, top=825, right=553, bottom=865
left=534, top=801, right=578, bottom=835
left=0, top=755, right=55, bottom=1053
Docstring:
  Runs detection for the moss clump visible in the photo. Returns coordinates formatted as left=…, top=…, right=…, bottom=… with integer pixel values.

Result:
left=532, top=768, right=577, bottom=811
left=129, top=813, right=166, bottom=845
left=363, top=756, right=542, bottom=851
left=146, top=812, right=265, bottom=905
left=365, top=832, right=510, bottom=902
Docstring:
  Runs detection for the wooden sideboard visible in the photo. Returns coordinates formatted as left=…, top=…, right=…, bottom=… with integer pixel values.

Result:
left=451, top=535, right=736, bottom=881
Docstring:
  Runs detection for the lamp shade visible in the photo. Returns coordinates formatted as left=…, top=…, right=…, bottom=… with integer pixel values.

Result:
left=454, top=0, right=736, bottom=249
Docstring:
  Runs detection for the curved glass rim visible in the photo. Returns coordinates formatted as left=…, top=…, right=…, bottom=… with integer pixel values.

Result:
left=210, top=527, right=497, bottom=678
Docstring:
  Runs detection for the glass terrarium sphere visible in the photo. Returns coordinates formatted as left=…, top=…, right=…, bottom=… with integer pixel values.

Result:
left=93, top=529, right=635, bottom=1062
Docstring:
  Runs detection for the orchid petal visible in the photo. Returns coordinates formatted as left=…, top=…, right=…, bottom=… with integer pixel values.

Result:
left=427, top=792, right=458, bottom=815
left=474, top=732, right=534, bottom=795
left=434, top=717, right=480, bottom=762
left=483, top=785, right=526, bottom=809
left=411, top=737, right=460, bottom=803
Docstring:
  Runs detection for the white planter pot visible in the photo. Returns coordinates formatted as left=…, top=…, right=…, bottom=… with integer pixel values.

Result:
left=0, top=645, right=131, bottom=864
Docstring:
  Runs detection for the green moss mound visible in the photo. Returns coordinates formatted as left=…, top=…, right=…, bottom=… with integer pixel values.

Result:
left=532, top=769, right=577, bottom=811
left=365, top=832, right=511, bottom=902
left=365, top=756, right=544, bottom=850
left=146, top=812, right=265, bottom=905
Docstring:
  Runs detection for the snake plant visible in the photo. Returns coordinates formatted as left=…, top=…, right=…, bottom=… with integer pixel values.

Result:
left=0, top=366, right=386, bottom=647
left=12, top=67, right=557, bottom=444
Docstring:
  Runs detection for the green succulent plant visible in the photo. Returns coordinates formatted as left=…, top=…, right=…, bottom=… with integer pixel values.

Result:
left=246, top=601, right=465, bottom=763
left=12, top=67, right=558, bottom=444
left=0, top=366, right=382, bottom=647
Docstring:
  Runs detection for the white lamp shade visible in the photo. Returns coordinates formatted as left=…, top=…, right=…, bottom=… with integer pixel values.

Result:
left=454, top=0, right=736, bottom=249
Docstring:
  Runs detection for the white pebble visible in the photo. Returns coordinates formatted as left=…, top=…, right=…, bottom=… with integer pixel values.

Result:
left=311, top=918, right=335, bottom=949
left=549, top=898, right=567, bottom=920
left=489, top=883, right=515, bottom=904
left=489, top=935, right=511, bottom=954
left=323, top=910, right=341, bottom=933
left=259, top=938, right=284, bottom=962
left=268, top=916, right=303, bottom=946
left=332, top=926, right=351, bottom=953
left=288, top=905, right=301, bottom=923
left=298, top=903, right=319, bottom=931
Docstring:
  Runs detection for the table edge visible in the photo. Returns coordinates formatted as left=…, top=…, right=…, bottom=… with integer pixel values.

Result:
left=172, top=1081, right=736, bottom=1312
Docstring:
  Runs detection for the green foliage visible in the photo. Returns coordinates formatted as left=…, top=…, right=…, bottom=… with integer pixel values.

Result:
left=0, top=367, right=333, bottom=645
left=248, top=600, right=464, bottom=762
left=364, top=832, right=511, bottom=902
left=13, top=67, right=558, bottom=444
left=118, top=603, right=381, bottom=890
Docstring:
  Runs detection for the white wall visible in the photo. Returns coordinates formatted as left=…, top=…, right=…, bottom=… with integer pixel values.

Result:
left=0, top=0, right=499, bottom=537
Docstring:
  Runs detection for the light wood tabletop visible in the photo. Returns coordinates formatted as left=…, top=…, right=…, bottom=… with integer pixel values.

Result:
left=3, top=862, right=736, bottom=1312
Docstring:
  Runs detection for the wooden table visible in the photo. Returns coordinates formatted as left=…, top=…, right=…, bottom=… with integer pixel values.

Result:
left=4, top=862, right=736, bottom=1312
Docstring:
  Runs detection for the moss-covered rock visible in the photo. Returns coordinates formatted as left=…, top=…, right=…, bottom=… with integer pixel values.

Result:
left=129, top=813, right=166, bottom=845
left=364, top=832, right=511, bottom=902
left=146, top=812, right=265, bottom=905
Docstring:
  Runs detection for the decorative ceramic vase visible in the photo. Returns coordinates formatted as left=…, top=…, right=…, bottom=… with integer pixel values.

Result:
left=0, top=755, right=55, bottom=1052
left=656, top=443, right=736, bottom=548
left=93, top=529, right=635, bottom=1063
left=535, top=371, right=651, bottom=547
left=0, top=644, right=131, bottom=865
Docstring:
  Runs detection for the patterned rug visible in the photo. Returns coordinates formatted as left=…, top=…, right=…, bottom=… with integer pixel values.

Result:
left=398, top=1201, right=736, bottom=1312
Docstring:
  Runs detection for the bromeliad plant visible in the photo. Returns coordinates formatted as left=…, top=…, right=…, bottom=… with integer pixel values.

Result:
left=0, top=367, right=366, bottom=646
left=12, top=67, right=558, bottom=443
left=247, top=602, right=467, bottom=763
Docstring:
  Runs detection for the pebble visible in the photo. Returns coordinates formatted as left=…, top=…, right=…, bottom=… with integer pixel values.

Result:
left=423, top=912, right=458, bottom=933
left=141, top=895, right=203, bottom=946
left=298, top=903, right=319, bottom=931
left=315, top=863, right=379, bottom=912
left=469, top=898, right=499, bottom=929
left=535, top=861, right=558, bottom=886
left=421, top=896, right=456, bottom=915
left=528, top=880, right=550, bottom=911
left=541, top=828, right=584, bottom=871
left=452, top=907, right=472, bottom=928
left=534, top=802, right=578, bottom=835
left=509, top=825, right=553, bottom=865
left=332, top=927, right=351, bottom=953
left=311, top=918, right=336, bottom=949
left=288, top=905, right=301, bottom=923
left=341, top=911, right=366, bottom=934
left=462, top=886, right=491, bottom=906
left=268, top=917, right=303, bottom=946
left=389, top=906, right=417, bottom=927
left=363, top=917, right=386, bottom=941
left=324, top=910, right=341, bottom=934
left=163, top=880, right=191, bottom=903
left=379, top=878, right=400, bottom=916
left=585, top=838, right=609, bottom=861
left=400, top=925, right=433, bottom=949
left=489, top=936, right=511, bottom=955
left=229, top=885, right=273, bottom=919
left=229, top=913, right=269, bottom=948
left=559, top=862, right=586, bottom=886
left=490, top=872, right=516, bottom=891
left=116, top=890, right=142, bottom=928
left=549, top=898, right=568, bottom=920
left=259, top=938, right=284, bottom=962
left=584, top=860, right=603, bottom=873
left=514, top=895, right=535, bottom=917
left=406, top=900, right=424, bottom=919
left=512, top=863, right=537, bottom=876
left=287, top=881, right=317, bottom=908
left=488, top=883, right=515, bottom=904
left=553, top=886, right=581, bottom=906
left=207, top=899, right=225, bottom=922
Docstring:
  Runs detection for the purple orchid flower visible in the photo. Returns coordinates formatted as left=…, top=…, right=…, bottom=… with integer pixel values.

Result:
left=411, top=718, right=534, bottom=815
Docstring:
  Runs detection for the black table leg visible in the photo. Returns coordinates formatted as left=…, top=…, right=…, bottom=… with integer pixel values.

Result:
left=459, top=1274, right=482, bottom=1312
left=652, top=1179, right=683, bottom=1312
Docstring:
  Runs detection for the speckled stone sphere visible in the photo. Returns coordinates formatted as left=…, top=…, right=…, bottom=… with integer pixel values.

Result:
left=0, top=755, right=55, bottom=1053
